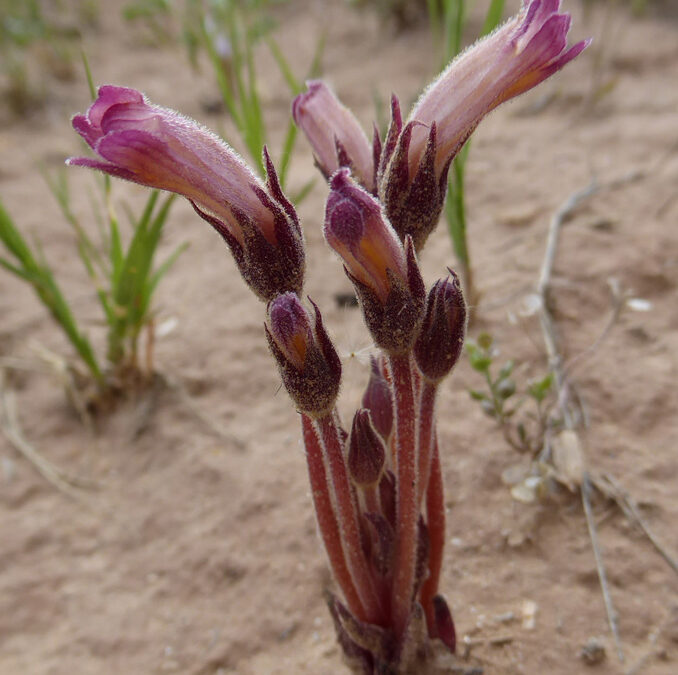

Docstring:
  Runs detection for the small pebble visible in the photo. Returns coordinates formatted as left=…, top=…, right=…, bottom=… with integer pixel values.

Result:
left=579, top=637, right=607, bottom=665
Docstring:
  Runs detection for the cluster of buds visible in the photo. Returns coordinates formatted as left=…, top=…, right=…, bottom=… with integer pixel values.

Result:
left=69, top=1, right=586, bottom=671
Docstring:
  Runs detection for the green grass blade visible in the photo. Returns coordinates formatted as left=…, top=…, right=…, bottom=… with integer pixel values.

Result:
left=266, top=35, right=300, bottom=94
left=291, top=178, right=316, bottom=206
left=0, top=256, right=36, bottom=282
left=80, top=49, right=96, bottom=99
left=107, top=189, right=125, bottom=289
left=107, top=191, right=174, bottom=364
left=147, top=240, right=189, bottom=300
left=481, top=0, right=505, bottom=36
left=242, top=24, right=266, bottom=175
left=278, top=118, right=298, bottom=190
left=308, top=30, right=326, bottom=80
left=201, top=19, right=242, bottom=129
left=0, top=200, right=102, bottom=380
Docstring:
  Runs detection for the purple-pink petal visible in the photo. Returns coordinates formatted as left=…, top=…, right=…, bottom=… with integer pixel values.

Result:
left=547, top=38, right=592, bottom=72
left=99, top=102, right=162, bottom=134
left=87, top=86, right=143, bottom=127
left=71, top=114, right=99, bottom=148
left=65, top=156, right=137, bottom=182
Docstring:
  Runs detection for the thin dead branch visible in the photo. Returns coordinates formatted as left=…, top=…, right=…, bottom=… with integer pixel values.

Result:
left=536, top=178, right=623, bottom=662
left=595, top=472, right=678, bottom=577
left=0, top=369, right=98, bottom=501
left=581, top=472, right=624, bottom=662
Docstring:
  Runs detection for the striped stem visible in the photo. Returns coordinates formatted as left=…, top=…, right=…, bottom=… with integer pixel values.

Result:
left=420, top=434, right=446, bottom=638
left=388, top=352, right=419, bottom=639
left=317, top=413, right=384, bottom=624
left=301, top=414, right=367, bottom=620
left=416, top=379, right=437, bottom=507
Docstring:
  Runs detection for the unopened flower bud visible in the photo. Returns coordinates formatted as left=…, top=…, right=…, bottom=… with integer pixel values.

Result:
left=361, top=357, right=393, bottom=441
left=414, top=271, right=467, bottom=382
left=325, top=169, right=425, bottom=353
left=265, top=293, right=341, bottom=416
left=293, top=81, right=375, bottom=193
left=348, top=409, right=386, bottom=488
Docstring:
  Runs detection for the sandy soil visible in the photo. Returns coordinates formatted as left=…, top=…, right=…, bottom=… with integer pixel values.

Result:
left=1, top=1, right=677, bottom=673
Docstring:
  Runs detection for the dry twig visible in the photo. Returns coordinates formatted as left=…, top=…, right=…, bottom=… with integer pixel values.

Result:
left=535, top=178, right=625, bottom=662
left=595, top=472, right=678, bottom=577
left=0, top=369, right=98, bottom=500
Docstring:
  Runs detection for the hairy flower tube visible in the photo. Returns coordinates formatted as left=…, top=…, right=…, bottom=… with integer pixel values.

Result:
left=69, top=85, right=304, bottom=300
left=380, top=0, right=590, bottom=248
left=292, top=80, right=376, bottom=193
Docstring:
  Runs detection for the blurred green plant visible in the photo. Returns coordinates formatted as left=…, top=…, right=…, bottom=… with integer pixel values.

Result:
left=347, top=0, right=431, bottom=29
left=427, top=0, right=505, bottom=308
left=467, top=332, right=557, bottom=456
left=121, top=0, right=323, bottom=198
left=122, top=0, right=174, bottom=44
left=185, top=0, right=324, bottom=197
left=0, top=0, right=95, bottom=115
left=0, top=166, right=184, bottom=397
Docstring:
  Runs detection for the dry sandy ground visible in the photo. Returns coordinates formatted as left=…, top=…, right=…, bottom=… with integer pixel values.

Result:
left=0, top=1, right=677, bottom=673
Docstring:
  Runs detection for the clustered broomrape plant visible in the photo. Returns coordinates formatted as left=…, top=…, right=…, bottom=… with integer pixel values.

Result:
left=68, top=2, right=587, bottom=671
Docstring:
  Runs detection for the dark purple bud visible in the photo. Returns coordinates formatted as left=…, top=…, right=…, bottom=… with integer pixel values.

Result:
left=325, top=169, right=407, bottom=304
left=265, top=293, right=341, bottom=416
left=361, top=357, right=393, bottom=441
left=348, top=409, right=386, bottom=487
left=325, top=171, right=425, bottom=354
left=414, top=271, right=466, bottom=382
left=433, top=595, right=456, bottom=653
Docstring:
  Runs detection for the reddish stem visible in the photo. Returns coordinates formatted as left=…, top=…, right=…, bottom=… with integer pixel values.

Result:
left=317, top=414, right=384, bottom=624
left=420, top=434, right=446, bottom=638
left=416, top=380, right=437, bottom=507
left=301, top=414, right=367, bottom=621
left=388, top=352, right=418, bottom=640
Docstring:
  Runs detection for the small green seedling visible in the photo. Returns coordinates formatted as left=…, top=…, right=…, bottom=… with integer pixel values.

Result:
left=467, top=332, right=557, bottom=456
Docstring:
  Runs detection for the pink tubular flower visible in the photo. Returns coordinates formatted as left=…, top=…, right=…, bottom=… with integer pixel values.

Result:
left=293, top=81, right=376, bottom=193
left=406, top=0, right=590, bottom=178
left=69, top=85, right=304, bottom=300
